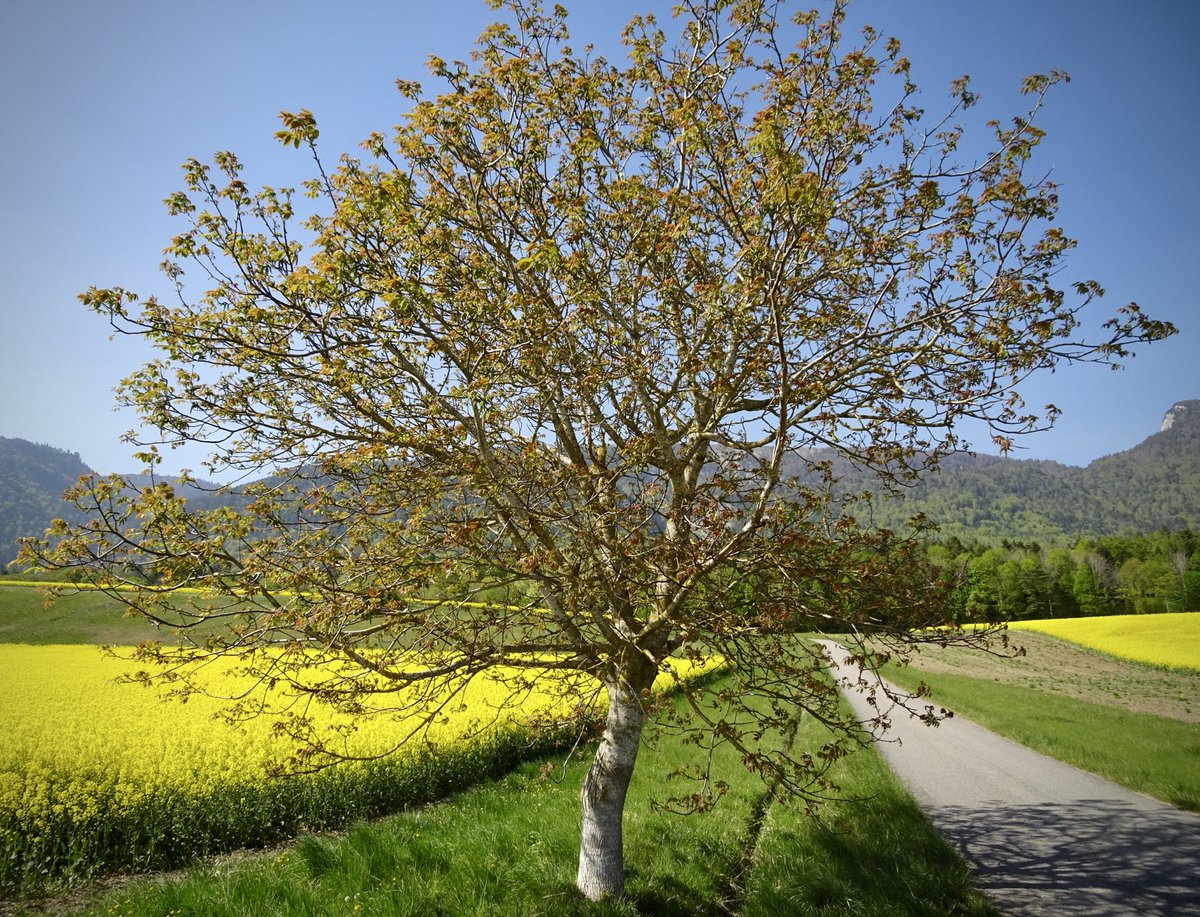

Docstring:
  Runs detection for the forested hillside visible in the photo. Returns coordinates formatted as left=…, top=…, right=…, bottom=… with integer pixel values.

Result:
left=0, top=438, right=90, bottom=567
left=816, top=400, right=1200, bottom=540
left=3, top=400, right=1198, bottom=568
left=1079, top=401, right=1200, bottom=534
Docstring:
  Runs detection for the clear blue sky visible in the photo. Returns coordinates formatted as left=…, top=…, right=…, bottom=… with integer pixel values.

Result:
left=1, top=0, right=1196, bottom=475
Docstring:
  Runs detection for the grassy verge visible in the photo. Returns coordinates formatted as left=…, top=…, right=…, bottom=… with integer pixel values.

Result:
left=19, top=675, right=992, bottom=917
left=743, top=720, right=994, bottom=916
left=885, top=665, right=1200, bottom=812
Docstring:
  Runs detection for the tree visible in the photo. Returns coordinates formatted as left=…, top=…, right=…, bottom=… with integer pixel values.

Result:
left=1072, top=559, right=1109, bottom=616
left=964, top=550, right=1002, bottom=621
left=1185, top=552, right=1200, bottom=611
left=24, top=0, right=1174, bottom=900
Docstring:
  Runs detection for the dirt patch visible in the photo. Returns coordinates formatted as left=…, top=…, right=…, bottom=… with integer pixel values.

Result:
left=898, top=631, right=1200, bottom=723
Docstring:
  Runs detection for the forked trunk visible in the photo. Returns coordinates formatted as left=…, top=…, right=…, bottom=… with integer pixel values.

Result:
left=576, top=675, right=647, bottom=900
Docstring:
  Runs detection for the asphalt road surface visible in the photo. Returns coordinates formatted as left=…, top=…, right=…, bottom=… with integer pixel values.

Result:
left=817, top=640, right=1200, bottom=916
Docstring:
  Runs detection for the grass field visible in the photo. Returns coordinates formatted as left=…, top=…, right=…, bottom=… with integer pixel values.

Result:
left=0, top=583, right=173, bottom=645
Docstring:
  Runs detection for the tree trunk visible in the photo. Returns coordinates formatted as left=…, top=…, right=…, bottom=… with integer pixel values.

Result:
left=576, top=674, right=647, bottom=900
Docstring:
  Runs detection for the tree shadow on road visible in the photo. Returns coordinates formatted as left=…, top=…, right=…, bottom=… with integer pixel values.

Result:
left=930, top=798, right=1200, bottom=916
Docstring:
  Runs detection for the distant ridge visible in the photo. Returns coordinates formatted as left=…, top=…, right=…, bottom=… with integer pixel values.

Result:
left=799, top=399, right=1200, bottom=540
left=2, top=399, right=1198, bottom=564
left=0, top=438, right=91, bottom=568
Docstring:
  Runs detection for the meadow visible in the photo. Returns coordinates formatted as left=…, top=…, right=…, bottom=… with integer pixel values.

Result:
left=0, top=582, right=183, bottom=646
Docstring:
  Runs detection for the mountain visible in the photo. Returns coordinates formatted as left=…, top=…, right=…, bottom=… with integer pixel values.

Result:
left=1075, top=399, right=1200, bottom=534
left=2, top=399, right=1198, bottom=564
left=0, top=443, right=226, bottom=568
left=0, top=438, right=91, bottom=568
left=805, top=399, right=1200, bottom=541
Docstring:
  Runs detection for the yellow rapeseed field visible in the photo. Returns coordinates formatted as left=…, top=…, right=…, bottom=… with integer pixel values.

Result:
left=1, top=644, right=561, bottom=818
left=0, top=642, right=716, bottom=888
left=1009, top=612, right=1200, bottom=671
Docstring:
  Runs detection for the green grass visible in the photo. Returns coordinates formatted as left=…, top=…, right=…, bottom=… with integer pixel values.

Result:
left=0, top=583, right=206, bottom=645
left=12, top=677, right=992, bottom=917
left=0, top=581, right=546, bottom=648
left=743, top=724, right=994, bottom=916
left=885, top=666, right=1200, bottom=812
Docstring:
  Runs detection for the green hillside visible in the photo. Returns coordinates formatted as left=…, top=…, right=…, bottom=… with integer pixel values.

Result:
left=0, top=437, right=89, bottom=568
left=3, top=400, right=1198, bottom=564
left=812, top=399, right=1200, bottom=540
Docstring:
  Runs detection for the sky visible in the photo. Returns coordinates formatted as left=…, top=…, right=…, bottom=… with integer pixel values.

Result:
left=1, top=0, right=1196, bottom=476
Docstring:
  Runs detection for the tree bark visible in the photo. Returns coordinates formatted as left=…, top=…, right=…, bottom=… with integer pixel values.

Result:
left=576, top=674, right=647, bottom=900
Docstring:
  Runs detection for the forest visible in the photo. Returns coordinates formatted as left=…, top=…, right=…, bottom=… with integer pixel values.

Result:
left=932, top=529, right=1200, bottom=621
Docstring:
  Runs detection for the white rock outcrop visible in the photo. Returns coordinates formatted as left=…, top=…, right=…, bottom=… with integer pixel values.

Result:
left=1161, top=401, right=1189, bottom=432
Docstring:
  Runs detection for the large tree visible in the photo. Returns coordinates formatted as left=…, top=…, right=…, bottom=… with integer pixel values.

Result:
left=27, top=0, right=1173, bottom=900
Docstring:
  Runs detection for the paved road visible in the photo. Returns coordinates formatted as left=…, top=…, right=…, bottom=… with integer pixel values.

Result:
left=816, top=641, right=1200, bottom=916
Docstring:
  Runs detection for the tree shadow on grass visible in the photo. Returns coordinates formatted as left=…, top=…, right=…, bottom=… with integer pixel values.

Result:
left=743, top=790, right=998, bottom=917
left=625, top=873, right=717, bottom=917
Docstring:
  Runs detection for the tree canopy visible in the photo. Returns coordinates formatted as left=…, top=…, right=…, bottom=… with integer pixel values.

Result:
left=25, top=0, right=1174, bottom=900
